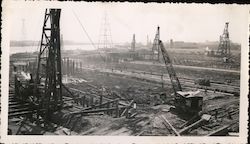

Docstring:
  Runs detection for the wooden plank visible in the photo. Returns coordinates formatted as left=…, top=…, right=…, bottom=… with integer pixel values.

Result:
left=160, top=115, right=180, bottom=136
left=9, top=102, right=21, bottom=105
left=8, top=111, right=33, bottom=117
left=63, top=96, right=74, bottom=100
left=207, top=121, right=238, bottom=136
left=9, top=107, right=30, bottom=113
left=179, top=114, right=211, bottom=135
left=9, top=103, right=29, bottom=109
left=201, top=126, right=212, bottom=131
left=71, top=106, right=127, bottom=115
left=179, top=114, right=199, bottom=129
left=69, top=87, right=127, bottom=106
left=71, top=99, right=120, bottom=114
left=121, top=100, right=134, bottom=117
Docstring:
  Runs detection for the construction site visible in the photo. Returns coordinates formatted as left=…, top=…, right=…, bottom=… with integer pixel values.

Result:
left=7, top=8, right=240, bottom=136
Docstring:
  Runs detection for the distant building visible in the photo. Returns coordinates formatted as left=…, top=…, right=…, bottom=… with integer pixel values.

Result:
left=205, top=47, right=215, bottom=56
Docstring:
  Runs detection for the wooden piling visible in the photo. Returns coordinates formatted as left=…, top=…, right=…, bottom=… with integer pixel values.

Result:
left=99, top=96, right=103, bottom=108
left=107, top=103, right=110, bottom=115
left=86, top=99, right=89, bottom=107
left=115, top=100, right=119, bottom=117
left=94, top=99, right=99, bottom=105
left=82, top=96, right=85, bottom=107
left=67, top=58, right=69, bottom=75
left=80, top=61, right=82, bottom=72
left=90, top=97, right=94, bottom=106
left=72, top=60, right=75, bottom=75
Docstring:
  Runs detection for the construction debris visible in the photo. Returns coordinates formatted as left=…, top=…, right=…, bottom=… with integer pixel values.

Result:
left=8, top=8, right=240, bottom=137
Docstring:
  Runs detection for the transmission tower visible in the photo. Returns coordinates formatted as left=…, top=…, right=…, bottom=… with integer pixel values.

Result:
left=152, top=26, right=160, bottom=60
left=98, top=11, right=113, bottom=50
left=217, top=22, right=231, bottom=57
left=35, top=9, right=62, bottom=120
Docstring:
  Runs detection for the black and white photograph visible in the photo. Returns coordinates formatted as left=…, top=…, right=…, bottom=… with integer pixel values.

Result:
left=1, top=1, right=249, bottom=143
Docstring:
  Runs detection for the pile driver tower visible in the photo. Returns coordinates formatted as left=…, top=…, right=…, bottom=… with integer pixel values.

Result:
left=152, top=26, right=160, bottom=61
left=217, top=22, right=231, bottom=59
left=35, top=9, right=63, bottom=119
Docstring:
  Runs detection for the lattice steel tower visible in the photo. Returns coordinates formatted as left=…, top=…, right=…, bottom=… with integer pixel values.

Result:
left=217, top=22, right=231, bottom=57
left=35, top=9, right=62, bottom=119
left=152, top=26, right=160, bottom=60
left=98, top=11, right=113, bottom=50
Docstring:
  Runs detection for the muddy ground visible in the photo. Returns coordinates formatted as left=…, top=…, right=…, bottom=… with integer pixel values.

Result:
left=58, top=67, right=239, bottom=136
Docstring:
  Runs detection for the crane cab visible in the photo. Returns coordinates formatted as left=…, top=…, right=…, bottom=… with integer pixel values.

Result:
left=175, top=91, right=203, bottom=114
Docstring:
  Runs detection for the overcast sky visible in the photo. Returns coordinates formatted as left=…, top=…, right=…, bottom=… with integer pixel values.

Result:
left=6, top=2, right=248, bottom=44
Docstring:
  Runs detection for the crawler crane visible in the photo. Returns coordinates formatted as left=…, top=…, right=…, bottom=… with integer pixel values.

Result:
left=154, top=27, right=203, bottom=115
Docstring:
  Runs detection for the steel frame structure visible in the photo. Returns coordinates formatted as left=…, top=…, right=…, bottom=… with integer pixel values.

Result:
left=98, top=11, right=113, bottom=50
left=35, top=9, right=62, bottom=120
left=217, top=22, right=231, bottom=57
left=152, top=26, right=160, bottom=61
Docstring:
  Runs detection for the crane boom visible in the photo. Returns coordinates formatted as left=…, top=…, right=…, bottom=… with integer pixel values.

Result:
left=159, top=40, right=182, bottom=95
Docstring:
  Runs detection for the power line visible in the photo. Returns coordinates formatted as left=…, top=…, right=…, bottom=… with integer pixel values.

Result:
left=71, top=8, right=106, bottom=62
